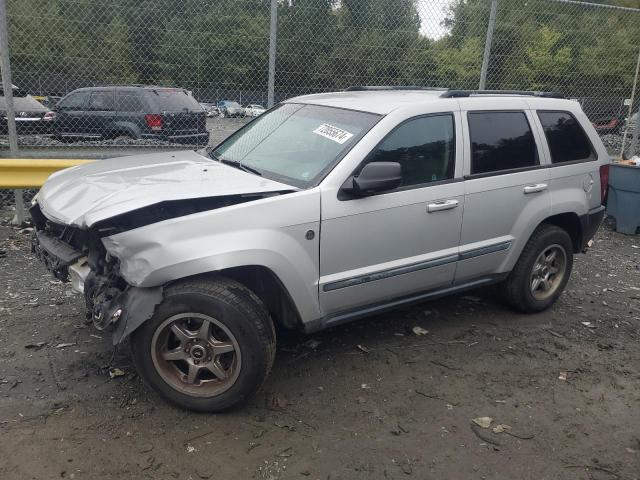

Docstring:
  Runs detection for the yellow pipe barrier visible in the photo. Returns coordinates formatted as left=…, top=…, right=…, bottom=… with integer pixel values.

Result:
left=0, top=159, right=94, bottom=188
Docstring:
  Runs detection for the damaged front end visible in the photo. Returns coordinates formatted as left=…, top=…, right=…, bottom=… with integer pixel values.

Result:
left=30, top=202, right=163, bottom=344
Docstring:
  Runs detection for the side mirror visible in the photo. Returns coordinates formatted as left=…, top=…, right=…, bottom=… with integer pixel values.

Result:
left=343, top=162, right=402, bottom=196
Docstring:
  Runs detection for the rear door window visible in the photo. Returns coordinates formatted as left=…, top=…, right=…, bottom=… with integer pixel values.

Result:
left=87, top=91, right=115, bottom=111
left=468, top=111, right=538, bottom=175
left=537, top=111, right=596, bottom=163
left=116, top=92, right=145, bottom=112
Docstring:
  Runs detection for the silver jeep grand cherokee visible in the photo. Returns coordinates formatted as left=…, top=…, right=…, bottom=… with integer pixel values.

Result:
left=31, top=87, right=610, bottom=411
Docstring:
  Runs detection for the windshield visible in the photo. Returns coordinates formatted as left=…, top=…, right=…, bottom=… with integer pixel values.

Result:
left=212, top=103, right=380, bottom=187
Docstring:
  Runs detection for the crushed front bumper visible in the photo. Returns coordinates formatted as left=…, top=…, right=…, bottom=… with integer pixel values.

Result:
left=31, top=230, right=84, bottom=283
left=31, top=227, right=163, bottom=344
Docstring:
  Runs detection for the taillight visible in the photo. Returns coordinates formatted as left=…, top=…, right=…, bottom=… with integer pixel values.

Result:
left=599, top=164, right=610, bottom=204
left=145, top=114, right=163, bottom=131
left=43, top=111, right=55, bottom=122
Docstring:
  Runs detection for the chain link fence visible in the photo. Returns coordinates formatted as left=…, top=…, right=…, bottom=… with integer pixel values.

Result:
left=1, top=0, right=640, bottom=211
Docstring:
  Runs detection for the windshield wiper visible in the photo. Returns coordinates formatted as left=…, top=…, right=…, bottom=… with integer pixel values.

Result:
left=219, top=157, right=262, bottom=176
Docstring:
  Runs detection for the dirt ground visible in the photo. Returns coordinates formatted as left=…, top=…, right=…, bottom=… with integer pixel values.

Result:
left=0, top=213, right=639, bottom=480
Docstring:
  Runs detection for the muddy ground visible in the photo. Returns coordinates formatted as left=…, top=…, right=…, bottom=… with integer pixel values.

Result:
left=0, top=214, right=639, bottom=480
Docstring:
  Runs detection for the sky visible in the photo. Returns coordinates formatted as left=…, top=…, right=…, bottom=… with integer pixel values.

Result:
left=417, top=0, right=455, bottom=39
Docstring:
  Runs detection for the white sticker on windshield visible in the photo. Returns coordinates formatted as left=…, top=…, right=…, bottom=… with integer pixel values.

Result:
left=312, top=124, right=354, bottom=144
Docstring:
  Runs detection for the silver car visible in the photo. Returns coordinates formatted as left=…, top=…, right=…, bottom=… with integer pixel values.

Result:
left=31, top=88, right=610, bottom=411
left=244, top=104, right=266, bottom=117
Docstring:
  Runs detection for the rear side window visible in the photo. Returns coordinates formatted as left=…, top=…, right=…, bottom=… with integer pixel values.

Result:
left=59, top=91, right=89, bottom=109
left=468, top=111, right=538, bottom=175
left=147, top=89, right=201, bottom=111
left=537, top=111, right=596, bottom=163
left=87, top=91, right=115, bottom=111
left=366, top=114, right=455, bottom=187
left=116, top=92, right=145, bottom=112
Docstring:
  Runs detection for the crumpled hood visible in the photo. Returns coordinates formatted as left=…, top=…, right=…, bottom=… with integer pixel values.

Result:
left=37, top=150, right=295, bottom=227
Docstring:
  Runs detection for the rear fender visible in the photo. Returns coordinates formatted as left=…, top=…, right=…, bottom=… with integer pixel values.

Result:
left=111, top=121, right=141, bottom=139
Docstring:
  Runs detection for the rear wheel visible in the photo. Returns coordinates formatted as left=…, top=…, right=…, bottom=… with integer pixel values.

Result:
left=111, top=131, right=136, bottom=141
left=131, top=277, right=276, bottom=412
left=501, top=224, right=573, bottom=313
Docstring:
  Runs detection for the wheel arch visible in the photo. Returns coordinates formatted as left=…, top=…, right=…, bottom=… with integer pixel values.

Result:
left=110, top=121, right=141, bottom=139
left=162, top=266, right=304, bottom=332
left=213, top=265, right=303, bottom=331
left=538, top=212, right=583, bottom=253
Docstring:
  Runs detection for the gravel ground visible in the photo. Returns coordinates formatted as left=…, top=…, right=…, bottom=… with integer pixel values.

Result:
left=0, top=212, right=639, bottom=479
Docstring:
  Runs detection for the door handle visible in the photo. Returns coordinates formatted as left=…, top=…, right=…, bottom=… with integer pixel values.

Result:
left=523, top=183, right=548, bottom=194
left=427, top=199, right=459, bottom=213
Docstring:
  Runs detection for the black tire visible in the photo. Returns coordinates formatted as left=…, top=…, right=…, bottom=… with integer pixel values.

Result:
left=501, top=224, right=573, bottom=313
left=111, top=131, right=136, bottom=141
left=131, top=276, right=276, bottom=412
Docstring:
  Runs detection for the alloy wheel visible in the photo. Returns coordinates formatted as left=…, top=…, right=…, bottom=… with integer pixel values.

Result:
left=150, top=313, right=241, bottom=397
left=529, top=244, right=567, bottom=301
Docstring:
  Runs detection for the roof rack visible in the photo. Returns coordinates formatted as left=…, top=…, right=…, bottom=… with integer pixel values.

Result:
left=345, top=86, right=446, bottom=92
left=440, top=89, right=564, bottom=99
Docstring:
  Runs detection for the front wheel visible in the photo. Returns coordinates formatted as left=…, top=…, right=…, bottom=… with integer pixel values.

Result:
left=131, top=277, right=276, bottom=412
left=501, top=224, right=573, bottom=313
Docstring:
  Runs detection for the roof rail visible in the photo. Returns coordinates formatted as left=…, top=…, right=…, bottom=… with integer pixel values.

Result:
left=345, top=86, right=446, bottom=92
left=441, top=89, right=564, bottom=99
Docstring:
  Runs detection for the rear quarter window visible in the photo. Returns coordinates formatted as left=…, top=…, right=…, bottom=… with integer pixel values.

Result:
left=537, top=111, right=596, bottom=164
left=146, top=89, right=201, bottom=111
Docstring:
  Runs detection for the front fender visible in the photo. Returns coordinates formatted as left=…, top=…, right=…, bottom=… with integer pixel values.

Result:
left=101, top=190, right=322, bottom=323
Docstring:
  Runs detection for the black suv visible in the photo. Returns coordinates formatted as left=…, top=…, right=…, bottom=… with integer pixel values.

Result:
left=53, top=86, right=209, bottom=145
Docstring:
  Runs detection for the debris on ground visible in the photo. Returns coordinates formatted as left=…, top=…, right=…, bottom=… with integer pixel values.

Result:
left=273, top=421, right=296, bottom=431
left=267, top=392, right=289, bottom=411
left=412, top=326, right=429, bottom=336
left=356, top=344, right=370, bottom=353
left=108, top=367, right=126, bottom=379
left=470, top=423, right=503, bottom=447
left=492, top=424, right=512, bottom=434
left=558, top=371, right=568, bottom=381
left=24, top=342, right=46, bottom=350
left=472, top=417, right=494, bottom=429
left=54, top=342, right=75, bottom=349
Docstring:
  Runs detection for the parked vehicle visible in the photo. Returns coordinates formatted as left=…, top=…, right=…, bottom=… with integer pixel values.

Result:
left=52, top=86, right=209, bottom=145
left=0, top=85, right=54, bottom=134
left=244, top=104, right=266, bottom=117
left=200, top=102, right=220, bottom=118
left=31, top=87, right=609, bottom=412
left=580, top=97, right=625, bottom=134
left=218, top=100, right=244, bottom=118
